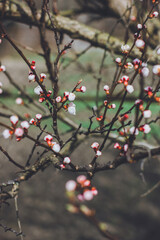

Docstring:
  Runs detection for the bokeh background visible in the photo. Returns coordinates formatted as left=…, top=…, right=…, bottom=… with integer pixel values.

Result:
left=0, top=1, right=160, bottom=240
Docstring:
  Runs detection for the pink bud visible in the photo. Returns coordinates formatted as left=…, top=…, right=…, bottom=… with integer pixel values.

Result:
left=34, top=86, right=43, bottom=95
left=29, top=118, right=35, bottom=124
left=153, top=11, right=159, bottom=18
left=114, top=143, right=121, bottom=149
left=77, top=194, right=84, bottom=201
left=135, top=99, right=143, bottom=105
left=56, top=96, right=62, bottom=103
left=40, top=73, right=46, bottom=78
left=140, top=124, right=151, bottom=134
left=103, top=85, right=110, bottom=91
left=44, top=135, right=53, bottom=141
left=77, top=175, right=86, bottom=184
left=80, top=86, right=86, bottom=93
left=110, top=103, right=116, bottom=109
left=133, top=58, right=141, bottom=65
left=121, top=75, right=129, bottom=82
left=64, top=91, right=69, bottom=97
left=0, top=65, right=6, bottom=71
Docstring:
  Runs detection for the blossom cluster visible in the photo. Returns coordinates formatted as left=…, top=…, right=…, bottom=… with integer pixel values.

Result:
left=44, top=134, right=61, bottom=153
left=2, top=115, right=30, bottom=141
left=65, top=175, right=98, bottom=201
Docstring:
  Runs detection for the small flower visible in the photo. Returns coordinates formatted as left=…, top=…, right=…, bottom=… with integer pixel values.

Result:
left=137, top=23, right=143, bottom=29
left=56, top=96, right=62, bottom=103
left=34, top=85, right=43, bottom=95
left=2, top=129, right=11, bottom=139
left=109, top=103, right=116, bottom=109
left=91, top=142, right=99, bottom=149
left=143, top=110, right=151, bottom=119
left=21, top=121, right=30, bottom=129
left=133, top=58, right=141, bottom=69
left=35, top=114, right=42, bottom=120
left=119, top=114, right=129, bottom=122
left=126, top=62, right=133, bottom=69
left=44, top=135, right=53, bottom=142
left=153, top=11, right=159, bottom=18
left=28, top=72, right=35, bottom=81
left=135, top=39, right=145, bottom=50
left=76, top=86, right=86, bottom=93
left=135, top=99, right=143, bottom=105
left=144, top=86, right=153, bottom=97
left=65, top=180, right=77, bottom=192
left=114, top=143, right=121, bottom=149
left=121, top=44, right=130, bottom=53
left=96, top=150, right=102, bottom=157
left=103, top=85, right=110, bottom=92
left=68, top=92, right=76, bottom=101
left=153, top=65, right=160, bottom=75
left=119, top=75, right=129, bottom=85
left=14, top=128, right=24, bottom=137
left=115, top=57, right=121, bottom=64
left=16, top=97, right=24, bottom=105
left=141, top=67, right=149, bottom=77
left=29, top=118, right=36, bottom=125
left=80, top=86, right=86, bottom=93
left=126, top=85, right=134, bottom=94
left=68, top=102, right=76, bottom=115
left=83, top=190, right=93, bottom=201
left=139, top=124, right=151, bottom=134
left=104, top=100, right=108, bottom=106
left=0, top=65, right=6, bottom=72
left=129, top=126, right=139, bottom=135
left=51, top=142, right=60, bottom=152
left=63, top=157, right=71, bottom=164
left=96, top=115, right=103, bottom=121
left=10, top=115, right=19, bottom=125
left=64, top=91, right=69, bottom=97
